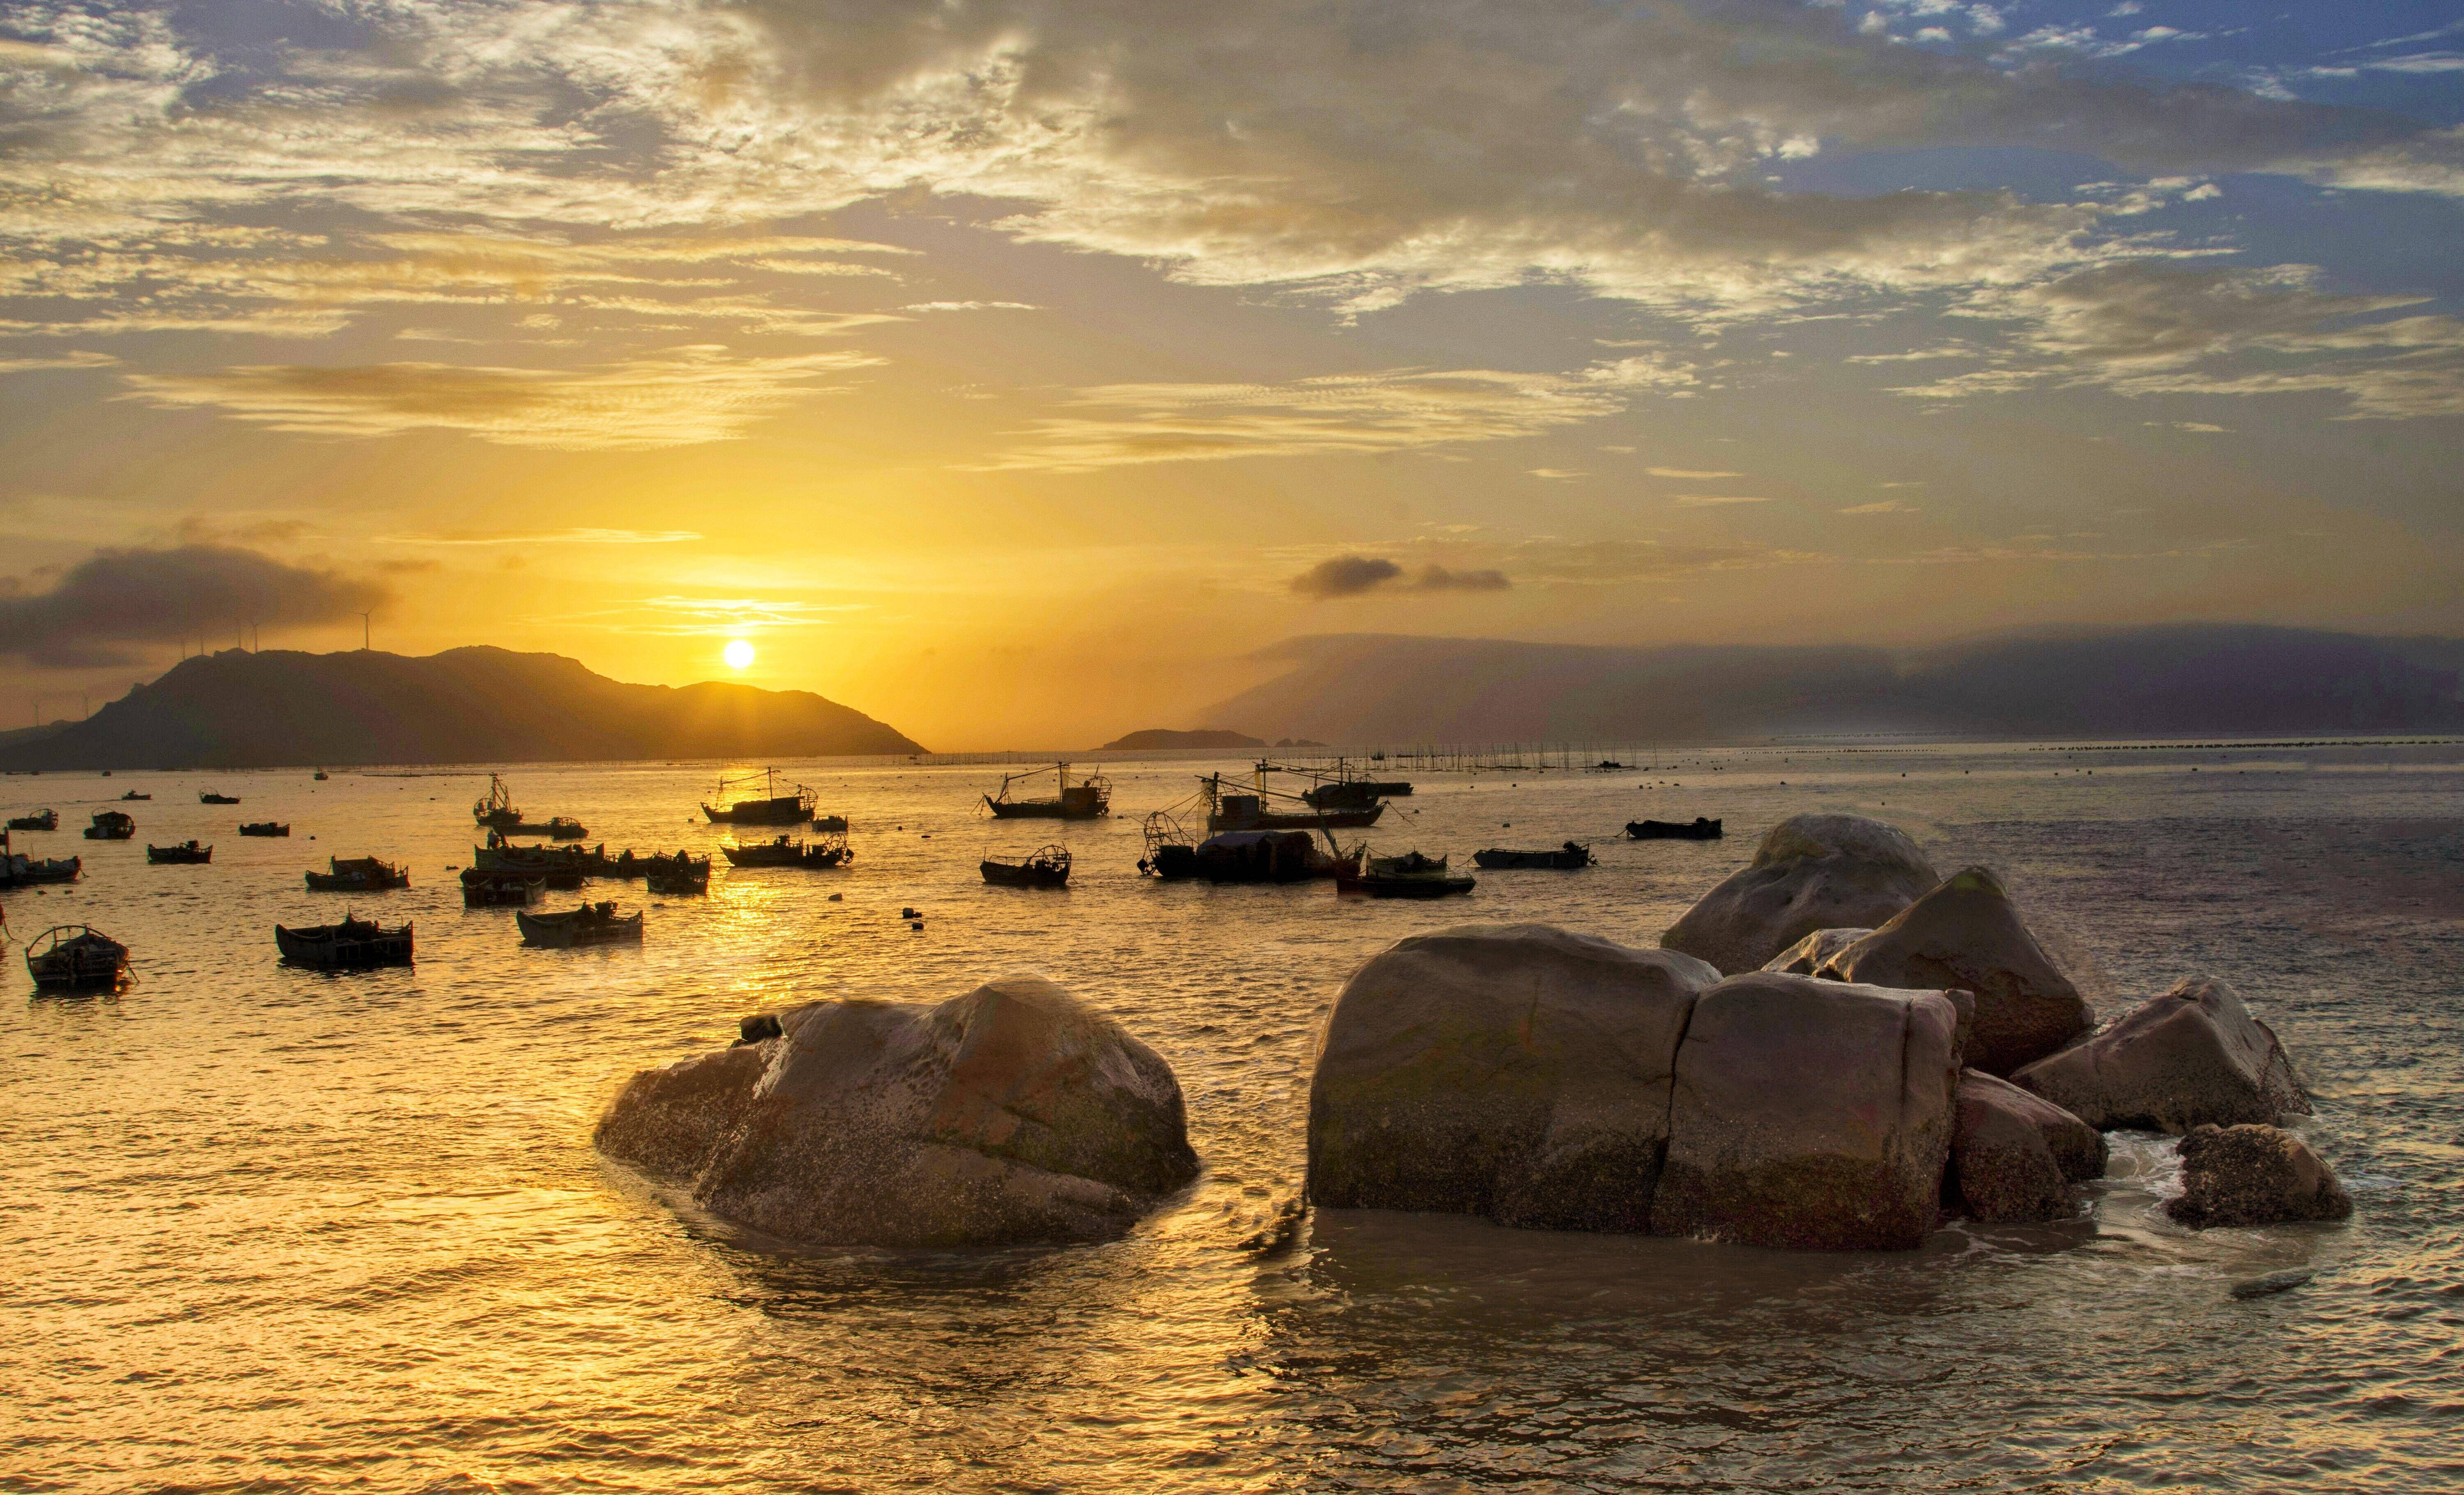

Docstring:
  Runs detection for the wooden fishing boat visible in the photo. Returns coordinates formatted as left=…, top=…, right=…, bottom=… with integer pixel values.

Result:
left=1338, top=849, right=1475, bottom=898
left=642, top=854, right=710, bottom=895
left=238, top=822, right=290, bottom=837
left=1202, top=772, right=1382, bottom=833
left=1143, top=827, right=1357, bottom=883
left=472, top=774, right=522, bottom=830
left=720, top=831, right=850, bottom=869
left=5, top=809, right=56, bottom=831
left=460, top=868, right=544, bottom=907
left=199, top=791, right=240, bottom=805
left=516, top=901, right=643, bottom=947
left=84, top=810, right=135, bottom=840
left=503, top=816, right=588, bottom=840
left=981, top=844, right=1071, bottom=888
left=146, top=840, right=212, bottom=865
left=984, top=763, right=1110, bottom=820
left=276, top=915, right=414, bottom=969
left=1627, top=817, right=1723, bottom=841
left=26, top=925, right=126, bottom=988
left=1473, top=842, right=1595, bottom=870
left=1, top=830, right=80, bottom=886
left=1297, top=759, right=1413, bottom=808
left=120, top=790, right=151, bottom=801
left=701, top=767, right=818, bottom=825
left=304, top=856, right=409, bottom=892
left=313, top=770, right=329, bottom=781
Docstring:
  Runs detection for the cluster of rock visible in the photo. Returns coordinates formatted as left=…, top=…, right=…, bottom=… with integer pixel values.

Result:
left=593, top=812, right=2349, bottom=1253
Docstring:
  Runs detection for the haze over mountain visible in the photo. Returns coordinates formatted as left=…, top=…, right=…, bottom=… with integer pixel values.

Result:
left=1204, top=626, right=2464, bottom=746
left=0, top=647, right=922, bottom=770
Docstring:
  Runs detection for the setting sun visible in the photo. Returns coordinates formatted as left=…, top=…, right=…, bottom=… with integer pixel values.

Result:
left=722, top=639, right=754, bottom=671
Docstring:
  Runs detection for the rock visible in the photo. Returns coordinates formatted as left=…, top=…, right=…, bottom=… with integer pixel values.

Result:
left=1306, top=924, right=1720, bottom=1232
left=2229, top=1269, right=2316, bottom=1300
left=2012, top=975, right=2310, bottom=1133
left=595, top=975, right=1198, bottom=1248
left=1651, top=973, right=1965, bottom=1251
left=2167, top=1124, right=2351, bottom=1229
left=1660, top=814, right=1939, bottom=975
left=1818, top=867, right=2094, bottom=1076
left=1761, top=927, right=1871, bottom=975
left=1945, top=1069, right=2107, bottom=1224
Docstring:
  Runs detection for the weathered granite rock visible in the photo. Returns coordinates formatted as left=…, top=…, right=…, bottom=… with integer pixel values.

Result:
left=1818, top=867, right=2094, bottom=1076
left=595, top=975, right=1198, bottom=1248
left=1945, top=1069, right=2107, bottom=1223
left=1307, top=924, right=1720, bottom=1231
left=2167, top=1124, right=2352, bottom=1229
left=1762, top=927, right=1871, bottom=975
left=1651, top=973, right=1965, bottom=1250
left=2012, top=975, right=2310, bottom=1133
left=1661, top=814, right=1939, bottom=975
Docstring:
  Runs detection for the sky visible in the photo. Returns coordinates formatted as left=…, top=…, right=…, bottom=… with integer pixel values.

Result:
left=2, top=0, right=2460, bottom=750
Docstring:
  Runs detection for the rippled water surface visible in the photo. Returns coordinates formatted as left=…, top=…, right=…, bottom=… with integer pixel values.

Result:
left=4, top=743, right=2460, bottom=1493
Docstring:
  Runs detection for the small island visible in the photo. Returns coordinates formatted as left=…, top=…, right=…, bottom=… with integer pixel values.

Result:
left=1099, top=727, right=1269, bottom=751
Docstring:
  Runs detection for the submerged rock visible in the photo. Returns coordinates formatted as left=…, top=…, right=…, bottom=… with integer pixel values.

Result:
left=1761, top=927, right=1870, bottom=975
left=2229, top=1269, right=2317, bottom=1300
left=1945, top=1069, right=2107, bottom=1224
left=1818, top=867, right=2094, bottom=1076
left=2012, top=975, right=2310, bottom=1133
left=1652, top=973, right=1965, bottom=1251
left=1661, top=814, right=1939, bottom=975
left=2167, top=1123, right=2351, bottom=1229
left=1306, top=924, right=1719, bottom=1231
left=595, top=975, right=1198, bottom=1248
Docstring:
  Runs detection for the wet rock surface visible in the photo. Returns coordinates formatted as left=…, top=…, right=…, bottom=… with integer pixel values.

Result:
left=2167, top=1123, right=2352, bottom=1229
left=1661, top=814, right=1939, bottom=975
left=2013, top=974, right=2310, bottom=1133
left=597, top=975, right=1198, bottom=1248
left=1945, top=1069, right=2106, bottom=1224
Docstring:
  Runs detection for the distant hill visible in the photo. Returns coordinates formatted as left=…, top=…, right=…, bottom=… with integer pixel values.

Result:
left=1204, top=626, right=2464, bottom=744
left=0, top=646, right=924, bottom=770
left=1100, top=727, right=1269, bottom=752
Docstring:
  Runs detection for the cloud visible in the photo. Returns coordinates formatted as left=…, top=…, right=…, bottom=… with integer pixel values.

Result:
left=1839, top=499, right=1919, bottom=514
left=1647, top=467, right=1745, bottom=478
left=382, top=529, right=703, bottom=546
left=1527, top=468, right=1587, bottom=479
left=0, top=350, right=117, bottom=374
left=1289, top=556, right=1510, bottom=599
left=0, top=545, right=386, bottom=667
left=1673, top=494, right=1775, bottom=507
left=120, top=348, right=880, bottom=449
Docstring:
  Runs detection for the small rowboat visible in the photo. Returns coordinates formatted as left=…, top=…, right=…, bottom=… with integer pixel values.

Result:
left=239, top=822, right=290, bottom=837
left=1338, top=849, right=1475, bottom=898
left=1627, top=817, right=1722, bottom=840
left=6, top=810, right=57, bottom=831
left=27, top=925, right=127, bottom=989
left=85, top=810, right=136, bottom=840
left=981, top=844, right=1071, bottom=888
left=517, top=901, right=644, bottom=947
left=1472, top=842, right=1595, bottom=870
left=199, top=791, right=240, bottom=805
left=276, top=915, right=414, bottom=969
left=146, top=840, right=212, bottom=865
left=305, top=856, right=409, bottom=892
left=120, top=790, right=152, bottom=801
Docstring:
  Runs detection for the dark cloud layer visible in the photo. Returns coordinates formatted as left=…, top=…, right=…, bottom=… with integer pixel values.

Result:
left=1290, top=556, right=1511, bottom=600
left=0, top=545, right=386, bottom=667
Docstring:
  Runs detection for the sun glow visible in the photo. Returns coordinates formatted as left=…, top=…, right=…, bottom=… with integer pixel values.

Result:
left=723, top=638, right=755, bottom=670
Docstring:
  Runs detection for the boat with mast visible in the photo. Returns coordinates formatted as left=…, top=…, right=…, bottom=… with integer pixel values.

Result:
left=472, top=774, right=522, bottom=830
left=983, top=763, right=1110, bottom=819
left=980, top=843, right=1072, bottom=887
left=702, top=767, right=824, bottom=826
left=1201, top=766, right=1383, bottom=834
left=1295, top=757, right=1413, bottom=808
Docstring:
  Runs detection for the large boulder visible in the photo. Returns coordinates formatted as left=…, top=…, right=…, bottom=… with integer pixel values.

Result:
left=1761, top=927, right=1871, bottom=975
left=1661, top=814, right=1939, bottom=975
left=1651, top=973, right=1965, bottom=1251
left=2011, top=975, right=2310, bottom=1133
left=595, top=975, right=1198, bottom=1248
left=1817, top=867, right=2094, bottom=1076
left=1946, top=1069, right=2108, bottom=1224
left=1306, top=924, right=1719, bottom=1231
left=2167, top=1124, right=2352, bottom=1229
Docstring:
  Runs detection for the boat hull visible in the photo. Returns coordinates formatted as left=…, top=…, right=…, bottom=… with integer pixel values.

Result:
left=984, top=799, right=1107, bottom=820
left=145, top=844, right=212, bottom=865
left=276, top=922, right=414, bottom=969
left=1473, top=848, right=1593, bottom=870
left=980, top=859, right=1070, bottom=887
left=1209, top=804, right=1382, bottom=833
left=703, top=796, right=809, bottom=825
left=1627, top=818, right=1723, bottom=840
left=516, top=907, right=644, bottom=947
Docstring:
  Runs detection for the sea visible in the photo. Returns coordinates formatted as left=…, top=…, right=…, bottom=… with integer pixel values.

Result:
left=3, top=740, right=2459, bottom=1493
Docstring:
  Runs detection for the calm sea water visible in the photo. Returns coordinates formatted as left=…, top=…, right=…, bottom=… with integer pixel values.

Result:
left=3, top=742, right=2460, bottom=1493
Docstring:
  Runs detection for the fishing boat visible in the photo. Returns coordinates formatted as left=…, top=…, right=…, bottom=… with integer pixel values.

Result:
left=1296, top=759, right=1414, bottom=808
left=120, top=790, right=151, bottom=801
left=642, top=854, right=710, bottom=895
left=472, top=774, right=522, bottom=830
left=146, top=840, right=212, bottom=865
left=199, top=791, right=240, bottom=805
left=1142, top=827, right=1356, bottom=883
left=504, top=816, right=587, bottom=840
left=1338, top=849, right=1475, bottom=898
left=1473, top=842, right=1595, bottom=870
left=313, top=770, right=329, bottom=781
left=1203, top=771, right=1383, bottom=833
left=516, top=901, right=644, bottom=947
left=983, top=763, right=1111, bottom=820
left=238, top=821, right=290, bottom=837
left=276, top=915, right=414, bottom=969
left=304, top=856, right=410, bottom=892
left=5, top=809, right=55, bottom=831
left=1627, top=817, right=1723, bottom=840
left=1, top=830, right=80, bottom=886
left=460, top=868, right=544, bottom=907
left=721, top=830, right=851, bottom=869
left=981, top=844, right=1072, bottom=888
left=701, top=767, right=818, bottom=825
left=84, top=810, right=136, bottom=840
left=471, top=834, right=594, bottom=886
left=26, top=925, right=126, bottom=988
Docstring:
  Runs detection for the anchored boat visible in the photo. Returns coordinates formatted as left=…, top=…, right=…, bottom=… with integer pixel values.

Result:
left=702, top=768, right=820, bottom=826
left=1142, top=826, right=1356, bottom=883
left=84, top=810, right=136, bottom=840
left=642, top=853, right=710, bottom=896
left=120, top=790, right=151, bottom=801
left=1472, top=841, right=1595, bottom=870
left=460, top=869, right=544, bottom=907
left=26, top=925, right=126, bottom=988
left=304, top=856, right=410, bottom=892
left=517, top=901, right=643, bottom=947
left=472, top=774, right=522, bottom=830
left=199, top=791, right=240, bottom=805
left=239, top=822, right=290, bottom=837
left=981, top=843, right=1072, bottom=888
left=1627, top=817, right=1723, bottom=840
left=0, top=830, right=80, bottom=886
left=1296, top=758, right=1413, bottom=808
left=1338, top=849, right=1475, bottom=898
left=145, top=840, right=212, bottom=865
left=5, top=809, right=56, bottom=832
left=276, top=915, right=414, bottom=969
left=984, top=763, right=1111, bottom=820
left=1203, top=769, right=1382, bottom=833
left=721, top=830, right=850, bottom=868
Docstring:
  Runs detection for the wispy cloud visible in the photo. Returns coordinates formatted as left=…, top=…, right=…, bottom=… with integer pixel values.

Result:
left=381, top=529, right=704, bottom=546
left=1647, top=467, right=1745, bottom=478
left=1289, top=556, right=1512, bottom=599
left=1672, top=493, right=1774, bottom=507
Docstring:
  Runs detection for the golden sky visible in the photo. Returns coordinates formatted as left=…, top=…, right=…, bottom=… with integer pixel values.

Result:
left=3, top=0, right=2461, bottom=748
